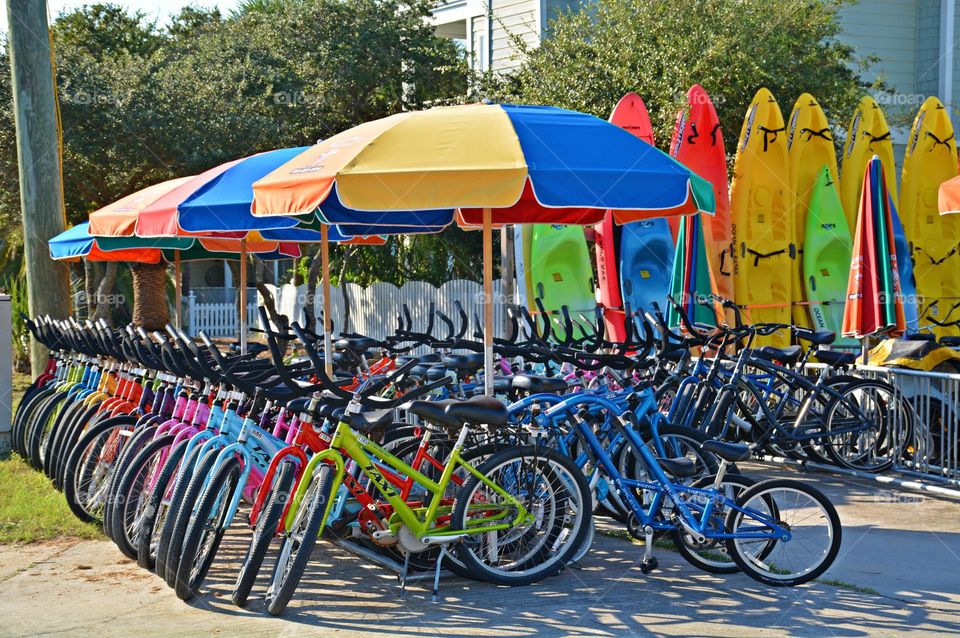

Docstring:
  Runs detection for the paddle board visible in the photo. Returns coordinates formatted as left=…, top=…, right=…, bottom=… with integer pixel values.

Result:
left=730, top=88, right=793, bottom=347
left=899, top=96, right=959, bottom=335
left=839, top=96, right=898, bottom=232
left=803, top=167, right=853, bottom=341
left=787, top=93, right=839, bottom=329
left=595, top=92, right=656, bottom=341
left=528, top=224, right=595, bottom=336
left=670, top=84, right=732, bottom=315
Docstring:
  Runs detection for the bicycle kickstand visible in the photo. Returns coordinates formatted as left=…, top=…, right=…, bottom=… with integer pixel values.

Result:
left=432, top=545, right=447, bottom=603
left=641, top=525, right=658, bottom=574
left=399, top=551, right=410, bottom=596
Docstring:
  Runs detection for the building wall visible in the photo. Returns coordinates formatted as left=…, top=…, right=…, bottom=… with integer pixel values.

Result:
left=489, top=0, right=541, bottom=72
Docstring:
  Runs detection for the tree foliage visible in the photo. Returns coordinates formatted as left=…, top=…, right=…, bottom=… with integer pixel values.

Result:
left=503, top=0, right=873, bottom=149
left=0, top=0, right=469, bottom=287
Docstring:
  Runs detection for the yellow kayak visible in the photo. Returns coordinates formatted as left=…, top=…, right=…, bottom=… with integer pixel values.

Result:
left=730, top=88, right=793, bottom=347
left=900, top=96, right=960, bottom=335
left=839, top=96, right=897, bottom=232
left=787, top=93, right=838, bottom=329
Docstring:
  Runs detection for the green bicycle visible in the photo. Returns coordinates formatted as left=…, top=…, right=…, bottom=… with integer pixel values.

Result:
left=261, top=389, right=593, bottom=615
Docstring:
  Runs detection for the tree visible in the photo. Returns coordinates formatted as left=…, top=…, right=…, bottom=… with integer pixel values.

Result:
left=505, top=0, right=872, bottom=148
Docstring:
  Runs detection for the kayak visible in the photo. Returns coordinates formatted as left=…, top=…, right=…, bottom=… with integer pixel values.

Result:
left=619, top=218, right=675, bottom=321
left=730, top=88, right=793, bottom=347
left=899, top=96, right=959, bottom=336
left=595, top=92, right=656, bottom=341
left=787, top=93, right=838, bottom=329
left=839, top=96, right=898, bottom=232
left=528, top=224, right=595, bottom=336
left=803, top=167, right=853, bottom=341
left=670, top=84, right=731, bottom=318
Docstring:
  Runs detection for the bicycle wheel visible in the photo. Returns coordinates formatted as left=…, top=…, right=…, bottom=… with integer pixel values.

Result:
left=162, top=447, right=221, bottom=588
left=109, top=434, right=175, bottom=560
left=451, top=446, right=592, bottom=586
left=822, top=380, right=910, bottom=472
left=154, top=442, right=208, bottom=579
left=264, top=463, right=336, bottom=616
left=12, top=385, right=55, bottom=457
left=135, top=439, right=189, bottom=570
left=726, top=478, right=841, bottom=586
left=175, top=456, right=242, bottom=600
left=232, top=459, right=297, bottom=607
left=62, top=416, right=136, bottom=523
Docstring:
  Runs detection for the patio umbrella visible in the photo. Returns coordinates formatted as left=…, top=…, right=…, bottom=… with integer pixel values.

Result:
left=938, top=174, right=960, bottom=215
left=667, top=213, right=719, bottom=329
left=251, top=103, right=715, bottom=393
left=88, top=151, right=340, bottom=350
left=842, top=157, right=905, bottom=357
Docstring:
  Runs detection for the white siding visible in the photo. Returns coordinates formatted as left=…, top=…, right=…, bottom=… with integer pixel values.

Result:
left=490, top=0, right=541, bottom=72
left=836, top=0, right=919, bottom=95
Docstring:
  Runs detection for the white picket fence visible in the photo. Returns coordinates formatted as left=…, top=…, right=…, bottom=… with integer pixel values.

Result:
left=265, top=279, right=505, bottom=341
left=185, top=294, right=259, bottom=338
left=184, top=280, right=504, bottom=342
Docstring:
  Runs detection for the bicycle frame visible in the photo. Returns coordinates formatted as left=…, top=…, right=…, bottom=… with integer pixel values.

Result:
left=283, top=417, right=532, bottom=541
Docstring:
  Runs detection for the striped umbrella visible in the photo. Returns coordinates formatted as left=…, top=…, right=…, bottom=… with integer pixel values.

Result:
left=251, top=103, right=715, bottom=392
left=842, top=157, right=905, bottom=352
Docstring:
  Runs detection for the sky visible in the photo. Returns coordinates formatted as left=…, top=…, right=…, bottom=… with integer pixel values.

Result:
left=0, top=0, right=241, bottom=33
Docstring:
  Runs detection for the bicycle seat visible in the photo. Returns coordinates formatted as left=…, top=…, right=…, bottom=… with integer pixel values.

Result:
left=656, top=456, right=698, bottom=478
left=941, top=336, right=960, bottom=347
left=701, top=440, right=751, bottom=463
left=425, top=365, right=448, bottom=381
left=661, top=346, right=688, bottom=362
left=815, top=349, right=856, bottom=367
left=444, top=395, right=508, bottom=427
left=511, top=374, right=568, bottom=394
left=442, top=353, right=484, bottom=373
left=335, top=337, right=379, bottom=354
left=793, top=327, right=835, bottom=345
left=348, top=408, right=394, bottom=436
left=397, top=353, right=442, bottom=367
left=753, top=345, right=802, bottom=365
left=407, top=399, right=459, bottom=428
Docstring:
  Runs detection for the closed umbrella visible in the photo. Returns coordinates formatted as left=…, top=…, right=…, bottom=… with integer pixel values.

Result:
left=842, top=157, right=905, bottom=358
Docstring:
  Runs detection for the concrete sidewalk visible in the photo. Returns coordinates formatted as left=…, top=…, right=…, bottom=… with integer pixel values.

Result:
left=1, top=465, right=958, bottom=637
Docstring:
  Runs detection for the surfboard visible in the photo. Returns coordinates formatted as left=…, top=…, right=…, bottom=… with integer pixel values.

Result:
left=528, top=224, right=595, bottom=336
left=619, top=217, right=675, bottom=321
left=839, top=96, right=898, bottom=233
left=730, top=88, right=793, bottom=347
left=803, top=167, right=853, bottom=341
left=595, top=92, right=655, bottom=341
left=670, top=84, right=732, bottom=315
left=899, top=96, right=959, bottom=335
left=787, top=93, right=839, bottom=330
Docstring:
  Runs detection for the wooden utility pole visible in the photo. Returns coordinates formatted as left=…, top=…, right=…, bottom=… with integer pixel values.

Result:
left=7, top=0, right=71, bottom=374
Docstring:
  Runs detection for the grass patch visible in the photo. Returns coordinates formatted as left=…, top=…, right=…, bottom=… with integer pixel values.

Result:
left=816, top=578, right=881, bottom=595
left=0, top=453, right=102, bottom=544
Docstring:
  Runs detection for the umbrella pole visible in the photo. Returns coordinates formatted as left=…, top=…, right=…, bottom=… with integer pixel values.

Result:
left=861, top=336, right=869, bottom=365
left=239, top=239, right=248, bottom=354
left=483, top=208, right=494, bottom=396
left=174, top=252, right=182, bottom=331
left=321, top=225, right=334, bottom=378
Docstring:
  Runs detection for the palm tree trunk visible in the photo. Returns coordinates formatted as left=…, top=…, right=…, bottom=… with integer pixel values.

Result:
left=130, top=262, right=169, bottom=330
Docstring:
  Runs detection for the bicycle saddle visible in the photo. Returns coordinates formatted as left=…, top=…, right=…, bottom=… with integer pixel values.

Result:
left=511, top=374, right=568, bottom=394
left=407, top=399, right=459, bottom=428
left=793, top=327, right=836, bottom=345
left=815, top=349, right=856, bottom=367
left=701, top=440, right=751, bottom=463
left=348, top=408, right=394, bottom=436
left=442, top=353, right=485, bottom=373
left=753, top=345, right=802, bottom=365
left=335, top=336, right=379, bottom=354
left=397, top=353, right=442, bottom=367
left=656, top=456, right=698, bottom=478
left=941, top=336, right=960, bottom=347
left=444, top=395, right=508, bottom=427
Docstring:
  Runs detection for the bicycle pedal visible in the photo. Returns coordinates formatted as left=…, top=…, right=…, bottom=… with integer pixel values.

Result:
left=640, top=557, right=658, bottom=574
